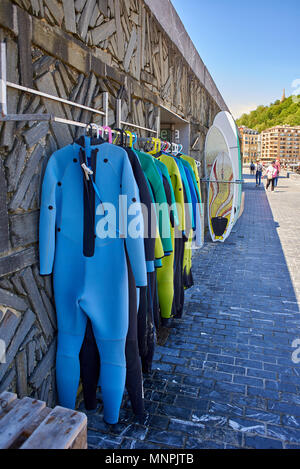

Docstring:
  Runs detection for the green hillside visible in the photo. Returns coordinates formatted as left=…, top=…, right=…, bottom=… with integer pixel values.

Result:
left=236, top=95, right=300, bottom=133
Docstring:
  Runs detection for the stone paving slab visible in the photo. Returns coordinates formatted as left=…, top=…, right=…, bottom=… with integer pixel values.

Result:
left=80, top=170, right=300, bottom=450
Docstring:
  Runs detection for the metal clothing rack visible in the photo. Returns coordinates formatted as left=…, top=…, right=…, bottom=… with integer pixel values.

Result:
left=0, top=41, right=108, bottom=128
left=201, top=178, right=244, bottom=184
left=116, top=98, right=160, bottom=138
left=0, top=40, right=191, bottom=159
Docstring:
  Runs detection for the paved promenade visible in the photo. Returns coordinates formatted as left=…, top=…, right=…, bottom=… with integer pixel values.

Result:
left=84, top=171, right=300, bottom=450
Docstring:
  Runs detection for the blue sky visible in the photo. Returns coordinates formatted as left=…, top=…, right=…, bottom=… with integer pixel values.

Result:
left=171, top=0, right=300, bottom=118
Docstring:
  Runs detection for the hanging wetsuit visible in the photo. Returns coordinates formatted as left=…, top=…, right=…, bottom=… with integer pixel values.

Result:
left=180, top=158, right=202, bottom=288
left=79, top=141, right=156, bottom=417
left=144, top=180, right=162, bottom=342
left=39, top=137, right=147, bottom=424
left=155, top=154, right=186, bottom=320
left=135, top=150, right=173, bottom=256
left=182, top=164, right=198, bottom=289
left=180, top=156, right=204, bottom=288
left=181, top=154, right=204, bottom=247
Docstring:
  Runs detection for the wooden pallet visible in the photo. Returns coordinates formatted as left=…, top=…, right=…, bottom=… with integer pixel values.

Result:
left=0, top=392, right=87, bottom=449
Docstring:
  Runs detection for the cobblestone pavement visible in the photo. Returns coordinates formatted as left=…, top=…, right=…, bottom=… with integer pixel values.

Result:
left=83, top=171, right=300, bottom=450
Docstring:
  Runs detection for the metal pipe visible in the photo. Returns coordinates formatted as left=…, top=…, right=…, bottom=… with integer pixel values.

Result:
left=0, top=42, right=7, bottom=117
left=120, top=120, right=157, bottom=134
left=6, top=81, right=106, bottom=116
left=201, top=179, right=244, bottom=184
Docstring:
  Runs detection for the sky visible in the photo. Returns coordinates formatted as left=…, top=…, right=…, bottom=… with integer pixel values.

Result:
left=171, top=0, right=300, bottom=118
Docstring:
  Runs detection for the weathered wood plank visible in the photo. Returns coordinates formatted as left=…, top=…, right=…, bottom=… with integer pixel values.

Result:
left=16, top=349, right=28, bottom=398
left=62, top=0, right=76, bottom=33
left=21, top=406, right=87, bottom=449
left=0, top=247, right=38, bottom=278
left=23, top=121, right=49, bottom=148
left=0, top=309, right=35, bottom=382
left=17, top=7, right=33, bottom=88
left=0, top=368, right=16, bottom=394
left=0, top=397, right=45, bottom=449
left=44, top=0, right=64, bottom=26
left=91, top=19, right=116, bottom=45
left=0, top=392, right=17, bottom=416
left=20, top=267, right=54, bottom=339
left=123, top=27, right=137, bottom=72
left=10, top=211, right=39, bottom=250
left=29, top=339, right=56, bottom=389
left=9, top=144, right=44, bottom=211
left=0, top=287, right=27, bottom=311
left=35, top=72, right=73, bottom=148
left=114, top=0, right=124, bottom=61
left=98, top=0, right=108, bottom=16
left=78, top=0, right=96, bottom=40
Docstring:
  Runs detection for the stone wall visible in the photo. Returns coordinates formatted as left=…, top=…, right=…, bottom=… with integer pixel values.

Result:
left=0, top=0, right=227, bottom=406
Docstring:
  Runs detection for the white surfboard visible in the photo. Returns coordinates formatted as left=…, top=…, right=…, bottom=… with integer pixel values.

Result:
left=208, top=152, right=235, bottom=243
left=205, top=124, right=239, bottom=225
left=213, top=111, right=243, bottom=222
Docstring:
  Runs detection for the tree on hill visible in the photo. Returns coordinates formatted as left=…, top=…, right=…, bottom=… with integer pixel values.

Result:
left=236, top=96, right=300, bottom=131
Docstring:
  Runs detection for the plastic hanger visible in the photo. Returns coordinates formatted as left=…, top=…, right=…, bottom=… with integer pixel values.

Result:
left=148, top=138, right=159, bottom=155
left=114, top=128, right=127, bottom=147
left=131, top=132, right=138, bottom=149
left=125, top=130, right=133, bottom=148
left=102, top=126, right=113, bottom=144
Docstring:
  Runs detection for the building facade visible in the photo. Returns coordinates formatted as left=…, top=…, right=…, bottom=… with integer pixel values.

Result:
left=238, top=126, right=261, bottom=163
left=261, top=125, right=300, bottom=163
left=0, top=0, right=228, bottom=406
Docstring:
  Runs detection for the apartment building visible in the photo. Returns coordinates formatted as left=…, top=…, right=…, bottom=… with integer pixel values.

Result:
left=238, top=126, right=261, bottom=163
left=261, top=125, right=300, bottom=163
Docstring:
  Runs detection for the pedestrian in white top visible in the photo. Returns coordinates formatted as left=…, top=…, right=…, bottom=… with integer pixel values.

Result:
left=263, top=161, right=277, bottom=192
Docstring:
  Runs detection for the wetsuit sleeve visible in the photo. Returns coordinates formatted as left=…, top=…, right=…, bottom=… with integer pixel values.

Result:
left=175, top=173, right=186, bottom=233
left=39, top=155, right=58, bottom=275
left=122, top=155, right=147, bottom=288
left=155, top=229, right=164, bottom=260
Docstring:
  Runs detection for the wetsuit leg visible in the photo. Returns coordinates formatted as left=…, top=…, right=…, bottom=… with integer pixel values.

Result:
left=80, top=318, right=100, bottom=410
left=183, top=231, right=194, bottom=289
left=141, top=272, right=156, bottom=374
left=173, top=236, right=185, bottom=317
left=124, top=251, right=144, bottom=417
left=80, top=251, right=144, bottom=417
left=53, top=238, right=87, bottom=411
left=138, top=286, right=148, bottom=362
left=79, top=244, right=129, bottom=425
left=156, top=226, right=175, bottom=320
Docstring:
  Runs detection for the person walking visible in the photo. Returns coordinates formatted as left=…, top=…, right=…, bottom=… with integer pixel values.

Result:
left=250, top=161, right=255, bottom=175
left=263, top=161, right=277, bottom=192
left=256, top=160, right=263, bottom=186
left=274, top=158, right=281, bottom=187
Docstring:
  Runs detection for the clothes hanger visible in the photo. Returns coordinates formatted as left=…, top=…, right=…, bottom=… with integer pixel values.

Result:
left=102, top=126, right=113, bottom=144
left=148, top=137, right=159, bottom=155
left=131, top=132, right=138, bottom=149
left=125, top=130, right=133, bottom=148
left=113, top=128, right=123, bottom=146
left=114, top=128, right=127, bottom=147
left=163, top=141, right=171, bottom=153
left=86, top=123, right=98, bottom=138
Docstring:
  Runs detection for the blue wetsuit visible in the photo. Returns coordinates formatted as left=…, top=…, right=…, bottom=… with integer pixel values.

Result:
left=39, top=138, right=147, bottom=424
